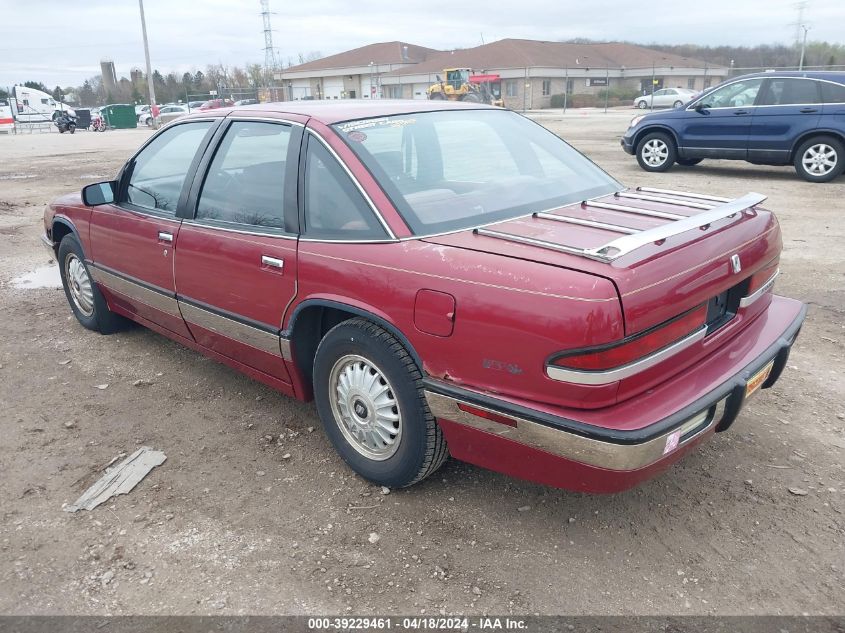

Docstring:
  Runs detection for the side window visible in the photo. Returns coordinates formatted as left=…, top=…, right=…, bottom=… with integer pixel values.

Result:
left=821, top=81, right=845, bottom=104
left=759, top=78, right=821, bottom=105
left=196, top=121, right=291, bottom=229
left=698, top=79, right=763, bottom=108
left=126, top=121, right=212, bottom=213
left=304, top=136, right=388, bottom=240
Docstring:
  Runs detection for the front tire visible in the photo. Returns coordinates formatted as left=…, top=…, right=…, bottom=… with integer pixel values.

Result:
left=313, top=318, right=448, bottom=488
left=58, top=234, right=125, bottom=334
left=636, top=131, right=676, bottom=172
left=793, top=136, right=844, bottom=183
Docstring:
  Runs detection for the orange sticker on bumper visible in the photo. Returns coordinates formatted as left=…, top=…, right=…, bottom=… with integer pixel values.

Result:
left=745, top=360, right=774, bottom=399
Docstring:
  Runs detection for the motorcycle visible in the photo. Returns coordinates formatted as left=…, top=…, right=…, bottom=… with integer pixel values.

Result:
left=91, top=114, right=106, bottom=132
left=54, top=112, right=77, bottom=134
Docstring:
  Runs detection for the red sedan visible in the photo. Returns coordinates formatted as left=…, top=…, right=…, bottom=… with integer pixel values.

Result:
left=41, top=101, right=805, bottom=493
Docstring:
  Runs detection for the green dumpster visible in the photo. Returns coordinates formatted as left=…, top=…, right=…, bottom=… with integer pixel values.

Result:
left=101, top=104, right=137, bottom=129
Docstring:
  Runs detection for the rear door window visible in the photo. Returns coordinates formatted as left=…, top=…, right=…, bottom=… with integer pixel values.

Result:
left=196, top=121, right=291, bottom=229
left=821, top=81, right=845, bottom=104
left=758, top=78, right=821, bottom=106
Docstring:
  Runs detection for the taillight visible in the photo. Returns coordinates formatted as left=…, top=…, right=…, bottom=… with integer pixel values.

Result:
left=747, top=259, right=779, bottom=295
left=551, top=305, right=707, bottom=372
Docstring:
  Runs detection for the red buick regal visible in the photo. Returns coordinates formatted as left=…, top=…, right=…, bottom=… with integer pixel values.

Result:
left=42, top=100, right=806, bottom=493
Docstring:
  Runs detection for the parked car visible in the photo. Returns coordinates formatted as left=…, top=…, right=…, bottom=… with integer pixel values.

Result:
left=198, top=98, right=234, bottom=111
left=622, top=71, right=845, bottom=182
left=186, top=101, right=206, bottom=111
left=141, top=105, right=188, bottom=127
left=233, top=98, right=259, bottom=106
left=42, top=101, right=805, bottom=493
left=634, top=88, right=697, bottom=109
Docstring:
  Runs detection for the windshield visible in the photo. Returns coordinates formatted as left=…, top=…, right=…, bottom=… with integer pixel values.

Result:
left=334, top=110, right=621, bottom=235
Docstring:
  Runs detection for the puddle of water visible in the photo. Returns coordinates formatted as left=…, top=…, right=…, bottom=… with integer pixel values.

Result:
left=11, top=264, right=62, bottom=289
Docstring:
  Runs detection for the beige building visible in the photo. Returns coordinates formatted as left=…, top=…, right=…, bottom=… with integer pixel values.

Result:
left=279, top=38, right=728, bottom=109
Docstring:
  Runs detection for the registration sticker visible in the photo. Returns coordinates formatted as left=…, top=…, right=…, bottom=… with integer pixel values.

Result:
left=745, top=360, right=775, bottom=399
left=663, top=430, right=681, bottom=455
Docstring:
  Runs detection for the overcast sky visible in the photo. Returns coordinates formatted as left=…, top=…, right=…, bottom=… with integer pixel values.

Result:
left=1, top=0, right=842, bottom=88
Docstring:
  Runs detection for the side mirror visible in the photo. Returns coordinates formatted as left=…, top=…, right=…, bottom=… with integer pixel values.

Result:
left=82, top=181, right=116, bottom=206
left=694, top=102, right=706, bottom=112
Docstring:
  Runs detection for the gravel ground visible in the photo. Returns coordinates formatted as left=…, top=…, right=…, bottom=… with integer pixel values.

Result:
left=0, top=113, right=842, bottom=616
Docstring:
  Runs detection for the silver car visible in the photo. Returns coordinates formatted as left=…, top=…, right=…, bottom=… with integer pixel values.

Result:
left=634, top=88, right=697, bottom=109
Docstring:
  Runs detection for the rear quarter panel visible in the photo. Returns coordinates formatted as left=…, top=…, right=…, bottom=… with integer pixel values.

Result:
left=292, top=239, right=625, bottom=409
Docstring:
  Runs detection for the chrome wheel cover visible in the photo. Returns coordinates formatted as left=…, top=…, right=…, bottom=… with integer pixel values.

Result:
left=802, top=143, right=838, bottom=176
left=642, top=139, right=669, bottom=167
left=328, top=354, right=402, bottom=461
left=65, top=253, right=94, bottom=317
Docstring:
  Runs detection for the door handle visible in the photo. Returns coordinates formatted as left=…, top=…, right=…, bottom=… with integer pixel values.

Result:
left=261, top=255, right=284, bottom=269
left=733, top=110, right=749, bottom=115
left=158, top=231, right=173, bottom=243
left=799, top=107, right=818, bottom=114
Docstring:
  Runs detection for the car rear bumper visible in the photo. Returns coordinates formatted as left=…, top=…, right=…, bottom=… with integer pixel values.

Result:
left=425, top=296, right=806, bottom=493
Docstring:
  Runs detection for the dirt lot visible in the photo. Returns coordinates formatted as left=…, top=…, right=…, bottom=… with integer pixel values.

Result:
left=0, top=113, right=843, bottom=616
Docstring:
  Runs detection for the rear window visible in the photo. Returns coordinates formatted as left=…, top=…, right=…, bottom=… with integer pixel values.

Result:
left=334, top=110, right=620, bottom=236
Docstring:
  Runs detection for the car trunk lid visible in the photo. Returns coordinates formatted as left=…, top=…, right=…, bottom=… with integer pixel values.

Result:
left=423, top=188, right=781, bottom=335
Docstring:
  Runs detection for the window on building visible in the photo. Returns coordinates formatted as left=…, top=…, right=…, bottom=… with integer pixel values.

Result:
left=506, top=80, right=518, bottom=97
left=703, top=78, right=713, bottom=89
left=687, top=77, right=696, bottom=90
left=385, top=85, right=403, bottom=99
left=542, top=80, right=551, bottom=96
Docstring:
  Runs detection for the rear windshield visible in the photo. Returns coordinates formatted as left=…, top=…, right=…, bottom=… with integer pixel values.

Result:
left=333, top=109, right=621, bottom=235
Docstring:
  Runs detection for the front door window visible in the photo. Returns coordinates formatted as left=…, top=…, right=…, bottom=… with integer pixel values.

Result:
left=125, top=121, right=213, bottom=214
left=698, top=79, right=764, bottom=109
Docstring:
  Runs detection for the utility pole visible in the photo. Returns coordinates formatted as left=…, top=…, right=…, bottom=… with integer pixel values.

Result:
left=138, top=0, right=158, bottom=129
left=799, top=25, right=810, bottom=70
left=604, top=64, right=609, bottom=113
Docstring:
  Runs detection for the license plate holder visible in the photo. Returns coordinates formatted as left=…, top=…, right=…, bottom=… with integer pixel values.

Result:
left=745, top=360, right=775, bottom=399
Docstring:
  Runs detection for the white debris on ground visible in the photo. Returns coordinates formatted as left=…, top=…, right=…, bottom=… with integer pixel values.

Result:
left=64, top=447, right=167, bottom=513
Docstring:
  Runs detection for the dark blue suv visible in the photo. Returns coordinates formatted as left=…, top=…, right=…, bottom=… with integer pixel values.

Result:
left=621, top=71, right=845, bottom=182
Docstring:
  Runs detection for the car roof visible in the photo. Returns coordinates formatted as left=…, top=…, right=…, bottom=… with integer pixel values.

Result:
left=727, top=70, right=845, bottom=84
left=181, top=99, right=497, bottom=125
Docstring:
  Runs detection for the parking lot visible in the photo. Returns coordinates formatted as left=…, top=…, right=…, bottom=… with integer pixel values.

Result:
left=0, top=112, right=843, bottom=616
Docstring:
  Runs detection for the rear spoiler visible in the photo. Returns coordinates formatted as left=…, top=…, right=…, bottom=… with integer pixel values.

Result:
left=475, top=188, right=767, bottom=264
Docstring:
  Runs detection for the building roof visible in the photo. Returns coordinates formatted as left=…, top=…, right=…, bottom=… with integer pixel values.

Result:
left=284, top=41, right=441, bottom=73
left=381, top=39, right=716, bottom=76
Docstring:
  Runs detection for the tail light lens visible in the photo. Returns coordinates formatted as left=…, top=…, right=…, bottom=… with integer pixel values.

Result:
left=746, top=258, right=779, bottom=295
left=551, top=305, right=707, bottom=371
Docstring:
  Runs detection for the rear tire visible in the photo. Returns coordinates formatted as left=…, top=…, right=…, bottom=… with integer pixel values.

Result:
left=313, top=318, right=448, bottom=488
left=462, top=92, right=482, bottom=103
left=636, top=131, right=676, bottom=172
left=793, top=136, right=844, bottom=183
left=673, top=100, right=684, bottom=108
left=637, top=100, right=648, bottom=109
left=58, top=234, right=125, bottom=334
left=429, top=92, right=445, bottom=100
